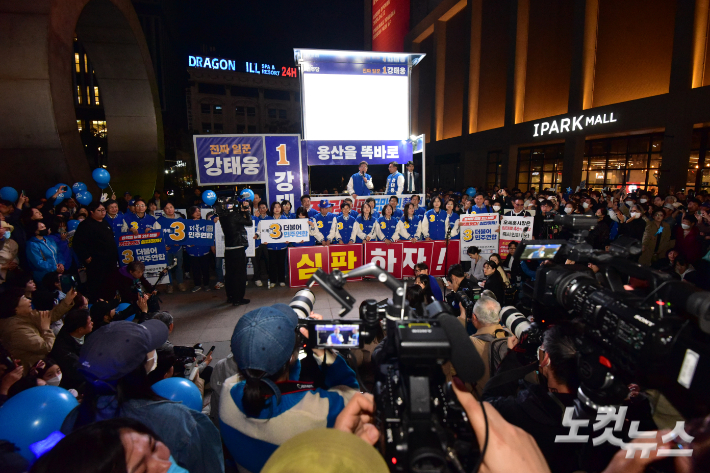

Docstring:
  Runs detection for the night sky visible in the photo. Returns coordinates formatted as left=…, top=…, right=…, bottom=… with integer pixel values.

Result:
left=182, top=0, right=365, bottom=68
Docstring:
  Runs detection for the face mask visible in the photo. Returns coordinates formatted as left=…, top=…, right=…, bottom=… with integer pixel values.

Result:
left=682, top=223, right=690, bottom=230
left=582, top=202, right=589, bottom=209
left=608, top=210, right=619, bottom=222
left=3, top=231, right=10, bottom=240
left=46, top=374, right=62, bottom=386
left=564, top=207, right=573, bottom=214
left=630, top=212, right=641, bottom=219
left=625, top=201, right=633, bottom=206
left=145, top=351, right=157, bottom=374
left=493, top=205, right=500, bottom=211
left=38, top=229, right=49, bottom=236
left=640, top=198, right=647, bottom=203
left=167, top=455, right=190, bottom=473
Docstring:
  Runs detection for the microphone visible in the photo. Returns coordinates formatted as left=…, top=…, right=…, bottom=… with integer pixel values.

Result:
left=438, top=314, right=485, bottom=385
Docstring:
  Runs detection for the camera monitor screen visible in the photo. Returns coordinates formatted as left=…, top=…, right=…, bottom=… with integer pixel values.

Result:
left=520, top=244, right=563, bottom=260
left=315, top=324, right=360, bottom=347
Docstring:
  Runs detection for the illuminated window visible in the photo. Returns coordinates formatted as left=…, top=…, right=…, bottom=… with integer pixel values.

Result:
left=87, top=86, right=91, bottom=105
left=84, top=54, right=88, bottom=73
left=91, top=120, right=107, bottom=138
left=76, top=86, right=82, bottom=104
left=77, top=120, right=83, bottom=132
left=516, top=145, right=564, bottom=191
left=688, top=128, right=710, bottom=193
left=75, top=53, right=81, bottom=73
left=213, top=105, right=222, bottom=115
left=94, top=86, right=100, bottom=105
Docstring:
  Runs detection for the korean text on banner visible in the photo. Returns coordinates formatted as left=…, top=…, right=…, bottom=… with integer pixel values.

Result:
left=258, top=219, right=311, bottom=244
left=306, top=140, right=413, bottom=166
left=459, top=214, right=500, bottom=262
left=117, top=231, right=167, bottom=286
left=363, top=240, right=459, bottom=278
left=401, top=241, right=433, bottom=277
left=264, top=135, right=303, bottom=206
left=194, top=135, right=265, bottom=185
left=288, top=246, right=330, bottom=288
left=364, top=242, right=404, bottom=279
left=328, top=244, right=363, bottom=280
left=161, top=219, right=215, bottom=246
left=499, top=216, right=534, bottom=257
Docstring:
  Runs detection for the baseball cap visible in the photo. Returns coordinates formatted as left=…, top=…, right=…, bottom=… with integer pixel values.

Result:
left=79, top=320, right=168, bottom=382
left=319, top=199, right=333, bottom=208
left=232, top=304, right=298, bottom=375
left=128, top=199, right=136, bottom=206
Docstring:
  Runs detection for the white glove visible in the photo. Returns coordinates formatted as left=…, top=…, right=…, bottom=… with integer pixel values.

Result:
left=100, top=193, right=108, bottom=203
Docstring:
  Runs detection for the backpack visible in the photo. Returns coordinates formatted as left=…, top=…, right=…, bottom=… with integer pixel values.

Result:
left=472, top=328, right=510, bottom=376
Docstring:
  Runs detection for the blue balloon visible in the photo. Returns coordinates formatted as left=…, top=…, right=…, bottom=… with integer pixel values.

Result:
left=202, top=190, right=217, bottom=206
left=0, top=187, right=18, bottom=203
left=67, top=220, right=80, bottom=232
left=56, top=183, right=72, bottom=199
left=152, top=378, right=202, bottom=411
left=75, top=191, right=92, bottom=205
left=72, top=182, right=87, bottom=193
left=0, top=386, right=78, bottom=461
left=92, top=168, right=111, bottom=189
left=465, top=187, right=477, bottom=197
left=46, top=186, right=59, bottom=200
left=116, top=302, right=131, bottom=313
left=239, top=189, right=255, bottom=202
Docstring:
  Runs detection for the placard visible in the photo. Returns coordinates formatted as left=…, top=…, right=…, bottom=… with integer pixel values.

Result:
left=257, top=219, right=311, bottom=244
left=264, top=135, right=303, bottom=206
left=459, top=214, right=500, bottom=262
left=194, top=135, right=265, bottom=185
left=116, top=231, right=167, bottom=286
left=499, top=216, right=534, bottom=257
left=401, top=241, right=433, bottom=277
left=160, top=219, right=215, bottom=246
left=288, top=246, right=330, bottom=288
left=364, top=242, right=404, bottom=279
left=327, top=244, right=363, bottom=281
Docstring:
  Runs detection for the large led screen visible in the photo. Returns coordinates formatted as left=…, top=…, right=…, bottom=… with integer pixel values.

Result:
left=302, top=71, right=409, bottom=141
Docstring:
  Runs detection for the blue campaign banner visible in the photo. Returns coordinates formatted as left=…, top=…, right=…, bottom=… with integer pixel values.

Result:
left=305, top=140, right=413, bottom=166
left=264, top=135, right=303, bottom=207
left=160, top=219, right=215, bottom=246
left=117, top=232, right=166, bottom=267
left=194, top=135, right=265, bottom=185
left=302, top=62, right=409, bottom=76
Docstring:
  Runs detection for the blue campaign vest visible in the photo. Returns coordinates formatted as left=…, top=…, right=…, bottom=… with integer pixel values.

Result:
left=354, top=215, right=377, bottom=243
left=336, top=214, right=357, bottom=243
left=350, top=172, right=372, bottom=196
left=386, top=172, right=403, bottom=195
left=378, top=216, right=398, bottom=240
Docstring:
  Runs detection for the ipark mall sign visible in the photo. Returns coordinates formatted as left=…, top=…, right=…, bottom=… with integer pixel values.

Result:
left=533, top=113, right=617, bottom=137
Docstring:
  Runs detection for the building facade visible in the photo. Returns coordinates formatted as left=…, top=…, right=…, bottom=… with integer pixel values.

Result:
left=406, top=0, right=710, bottom=194
left=186, top=68, right=301, bottom=136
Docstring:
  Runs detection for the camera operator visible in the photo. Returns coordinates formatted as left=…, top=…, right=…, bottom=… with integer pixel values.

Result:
left=533, top=199, right=556, bottom=239
left=482, top=322, right=585, bottom=472
left=466, top=296, right=508, bottom=396
left=215, top=196, right=253, bottom=306
left=219, top=303, right=359, bottom=473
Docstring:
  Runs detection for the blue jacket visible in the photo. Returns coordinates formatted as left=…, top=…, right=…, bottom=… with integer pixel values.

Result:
left=378, top=215, right=399, bottom=241
left=123, top=212, right=157, bottom=234
left=352, top=215, right=378, bottom=243
left=335, top=214, right=357, bottom=243
left=46, top=234, right=74, bottom=271
left=428, top=274, right=444, bottom=301
left=105, top=212, right=124, bottom=235
left=220, top=357, right=358, bottom=473
left=313, top=212, right=337, bottom=242
left=398, top=215, right=423, bottom=240
left=62, top=397, right=224, bottom=473
left=261, top=215, right=289, bottom=250
left=307, top=208, right=318, bottom=219
left=392, top=208, right=404, bottom=220
left=27, top=236, right=66, bottom=281
left=422, top=209, right=448, bottom=240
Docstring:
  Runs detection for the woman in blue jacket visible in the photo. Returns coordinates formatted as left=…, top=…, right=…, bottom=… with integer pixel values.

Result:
left=335, top=201, right=357, bottom=244
left=262, top=201, right=289, bottom=286
left=26, top=220, right=67, bottom=282
left=377, top=204, right=399, bottom=243
left=123, top=199, right=158, bottom=235
left=396, top=203, right=423, bottom=241
left=444, top=198, right=461, bottom=240
left=420, top=196, right=460, bottom=240
left=350, top=202, right=378, bottom=243
left=292, top=207, right=323, bottom=247
left=185, top=206, right=211, bottom=293
left=157, top=202, right=186, bottom=293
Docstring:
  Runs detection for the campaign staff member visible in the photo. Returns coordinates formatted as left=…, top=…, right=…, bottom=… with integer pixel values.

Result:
left=293, top=207, right=323, bottom=247
left=122, top=199, right=158, bottom=235
left=444, top=199, right=460, bottom=239
left=157, top=202, right=186, bottom=293
left=350, top=202, right=378, bottom=243
left=420, top=196, right=459, bottom=240
left=470, top=194, right=494, bottom=214
left=346, top=161, right=374, bottom=199
left=389, top=196, right=403, bottom=219
left=410, top=194, right=426, bottom=218
left=341, top=197, right=359, bottom=218
left=300, top=194, right=318, bottom=218
left=327, top=327, right=344, bottom=345
left=281, top=199, right=296, bottom=219
left=335, top=202, right=357, bottom=244
left=262, top=202, right=288, bottom=287
left=185, top=206, right=211, bottom=293
left=365, top=197, right=380, bottom=219
left=396, top=203, right=423, bottom=241
left=104, top=199, right=124, bottom=235
left=377, top=204, right=399, bottom=243
left=386, top=161, right=404, bottom=196
left=313, top=200, right=337, bottom=246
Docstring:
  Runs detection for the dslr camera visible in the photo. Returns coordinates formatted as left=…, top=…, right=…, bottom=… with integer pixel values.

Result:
left=296, top=264, right=482, bottom=473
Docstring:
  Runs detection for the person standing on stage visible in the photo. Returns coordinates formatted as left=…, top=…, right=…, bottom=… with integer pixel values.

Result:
left=403, top=161, right=420, bottom=194
left=216, top=194, right=253, bottom=306
left=346, top=161, right=374, bottom=199
left=386, top=161, right=404, bottom=196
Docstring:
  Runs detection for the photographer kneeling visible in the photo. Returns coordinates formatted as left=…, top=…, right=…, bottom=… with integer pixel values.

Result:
left=445, top=263, right=477, bottom=334
left=219, top=303, right=359, bottom=472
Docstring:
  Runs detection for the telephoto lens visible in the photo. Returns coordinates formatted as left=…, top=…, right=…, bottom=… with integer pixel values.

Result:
left=499, top=306, right=531, bottom=338
left=290, top=289, right=316, bottom=319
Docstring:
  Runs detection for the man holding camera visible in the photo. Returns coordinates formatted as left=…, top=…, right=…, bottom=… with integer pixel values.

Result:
left=215, top=196, right=253, bottom=306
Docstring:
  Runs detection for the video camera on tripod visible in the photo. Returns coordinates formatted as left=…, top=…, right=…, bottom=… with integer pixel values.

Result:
left=507, top=214, right=710, bottom=418
left=293, top=263, right=485, bottom=473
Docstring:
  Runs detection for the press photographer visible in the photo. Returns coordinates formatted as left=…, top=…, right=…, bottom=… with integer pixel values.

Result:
left=214, top=190, right=254, bottom=306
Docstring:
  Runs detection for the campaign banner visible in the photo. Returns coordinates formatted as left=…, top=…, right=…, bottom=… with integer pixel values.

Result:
left=401, top=241, right=433, bottom=277
left=430, top=240, right=460, bottom=276
left=194, top=135, right=265, bottom=185
left=264, top=135, right=303, bottom=206
left=328, top=244, right=363, bottom=281
left=161, top=219, right=215, bottom=246
left=310, top=194, right=424, bottom=214
left=288, top=246, right=330, bottom=288
left=364, top=242, right=404, bottom=279
left=305, top=140, right=413, bottom=166
left=215, top=221, right=256, bottom=258
left=116, top=231, right=167, bottom=286
left=459, top=214, right=500, bottom=262
left=499, top=216, right=534, bottom=257
left=257, top=219, right=310, bottom=244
